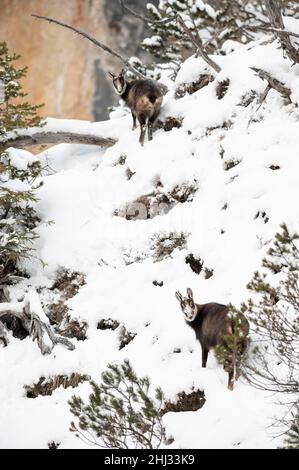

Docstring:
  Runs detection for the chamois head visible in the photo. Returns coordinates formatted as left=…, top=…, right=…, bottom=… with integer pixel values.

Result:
left=108, top=69, right=127, bottom=95
left=175, top=288, right=197, bottom=322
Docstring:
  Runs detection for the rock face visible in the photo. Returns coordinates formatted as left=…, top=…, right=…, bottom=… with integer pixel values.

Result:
left=0, top=0, right=156, bottom=121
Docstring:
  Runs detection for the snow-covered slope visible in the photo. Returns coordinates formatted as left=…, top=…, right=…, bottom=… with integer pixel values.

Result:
left=1, top=37, right=299, bottom=449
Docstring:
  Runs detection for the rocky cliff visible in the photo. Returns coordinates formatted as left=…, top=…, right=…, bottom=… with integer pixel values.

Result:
left=0, top=0, right=155, bottom=120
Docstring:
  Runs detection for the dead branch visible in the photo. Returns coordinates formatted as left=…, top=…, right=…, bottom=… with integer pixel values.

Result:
left=176, top=15, right=221, bottom=73
left=31, top=14, right=146, bottom=79
left=119, top=0, right=173, bottom=25
left=0, top=130, right=117, bottom=152
left=0, top=290, right=75, bottom=354
left=250, top=67, right=292, bottom=101
left=246, top=25, right=299, bottom=40
left=264, top=0, right=299, bottom=64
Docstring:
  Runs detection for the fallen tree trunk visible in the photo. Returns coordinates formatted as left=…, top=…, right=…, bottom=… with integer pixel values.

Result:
left=0, top=290, right=75, bottom=354
left=0, top=130, right=117, bottom=152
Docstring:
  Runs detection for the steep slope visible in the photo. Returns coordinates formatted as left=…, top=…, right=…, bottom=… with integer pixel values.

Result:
left=1, top=37, right=299, bottom=449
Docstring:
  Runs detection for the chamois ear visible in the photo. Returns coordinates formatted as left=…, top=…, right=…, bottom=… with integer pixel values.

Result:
left=121, top=68, right=126, bottom=76
left=187, top=288, right=194, bottom=300
left=108, top=71, right=115, bottom=79
left=175, top=291, right=183, bottom=303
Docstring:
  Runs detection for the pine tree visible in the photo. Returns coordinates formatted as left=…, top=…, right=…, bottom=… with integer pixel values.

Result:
left=69, top=359, right=165, bottom=449
left=0, top=42, right=43, bottom=283
left=215, top=308, right=250, bottom=387
left=139, top=0, right=263, bottom=77
left=230, top=223, right=299, bottom=438
left=285, top=403, right=299, bottom=449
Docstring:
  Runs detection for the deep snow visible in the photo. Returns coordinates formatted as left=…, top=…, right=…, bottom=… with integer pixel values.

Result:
left=1, top=37, right=299, bottom=449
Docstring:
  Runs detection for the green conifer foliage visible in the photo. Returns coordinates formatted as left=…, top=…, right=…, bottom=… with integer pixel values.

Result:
left=69, top=359, right=165, bottom=449
left=0, top=42, right=43, bottom=282
left=215, top=308, right=250, bottom=385
left=285, top=404, right=299, bottom=449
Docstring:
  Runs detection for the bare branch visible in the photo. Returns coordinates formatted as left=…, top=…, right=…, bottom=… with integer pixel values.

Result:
left=250, top=67, right=292, bottom=101
left=0, top=290, right=75, bottom=354
left=246, top=25, right=299, bottom=40
left=176, top=15, right=221, bottom=73
left=0, top=129, right=117, bottom=152
left=31, top=14, right=146, bottom=78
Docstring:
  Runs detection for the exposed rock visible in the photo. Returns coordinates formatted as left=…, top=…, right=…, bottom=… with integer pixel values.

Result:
left=156, top=116, right=183, bottom=132
left=216, top=79, right=230, bottom=100
left=118, top=325, right=136, bottom=350
left=116, top=182, right=198, bottom=220
left=162, top=389, right=206, bottom=415
left=25, top=373, right=90, bottom=398
left=97, top=318, right=120, bottom=331
left=185, top=254, right=203, bottom=275
left=223, top=159, right=241, bottom=171
left=0, top=0, right=158, bottom=120
left=175, top=74, right=214, bottom=98
left=48, top=441, right=60, bottom=449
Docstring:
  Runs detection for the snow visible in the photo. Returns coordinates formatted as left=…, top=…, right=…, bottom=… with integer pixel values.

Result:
left=1, top=35, right=299, bottom=449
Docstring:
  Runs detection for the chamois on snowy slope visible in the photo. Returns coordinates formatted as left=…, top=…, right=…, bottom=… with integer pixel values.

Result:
left=109, top=69, right=163, bottom=146
left=175, top=288, right=249, bottom=390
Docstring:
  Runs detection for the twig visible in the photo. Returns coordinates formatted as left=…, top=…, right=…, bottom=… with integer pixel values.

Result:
left=119, top=0, right=174, bottom=25
left=250, top=67, right=292, bottom=100
left=176, top=15, right=221, bottom=73
left=120, top=1, right=221, bottom=73
left=31, top=14, right=146, bottom=78
left=246, top=25, right=299, bottom=40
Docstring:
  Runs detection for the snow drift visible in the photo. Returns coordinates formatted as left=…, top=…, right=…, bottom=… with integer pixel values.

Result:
left=1, top=36, right=299, bottom=449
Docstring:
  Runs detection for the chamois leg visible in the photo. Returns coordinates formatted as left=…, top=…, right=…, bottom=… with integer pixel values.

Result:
left=201, top=348, right=208, bottom=368
left=138, top=115, right=147, bottom=146
left=132, top=112, right=137, bottom=130
left=148, top=110, right=160, bottom=141
left=148, top=121, right=153, bottom=141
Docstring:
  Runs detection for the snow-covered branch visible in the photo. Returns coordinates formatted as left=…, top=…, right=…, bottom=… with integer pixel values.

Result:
left=250, top=67, right=291, bottom=101
left=0, top=130, right=117, bottom=152
left=0, top=290, right=75, bottom=354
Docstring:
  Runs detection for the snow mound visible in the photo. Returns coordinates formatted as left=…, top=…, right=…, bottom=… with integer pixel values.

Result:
left=1, top=37, right=299, bottom=449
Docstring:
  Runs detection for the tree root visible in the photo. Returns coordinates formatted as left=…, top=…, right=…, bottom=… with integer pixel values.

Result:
left=0, top=290, right=75, bottom=354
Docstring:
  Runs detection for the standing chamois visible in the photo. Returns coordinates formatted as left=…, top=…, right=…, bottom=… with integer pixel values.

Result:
left=175, top=288, right=249, bottom=391
left=108, top=69, right=163, bottom=146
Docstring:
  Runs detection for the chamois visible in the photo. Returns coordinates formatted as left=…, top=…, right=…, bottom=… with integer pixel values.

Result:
left=175, top=288, right=249, bottom=391
left=108, top=69, right=163, bottom=146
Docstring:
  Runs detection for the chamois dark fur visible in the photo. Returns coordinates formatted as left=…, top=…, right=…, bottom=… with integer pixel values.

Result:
left=109, top=69, right=163, bottom=146
left=175, top=288, right=249, bottom=391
